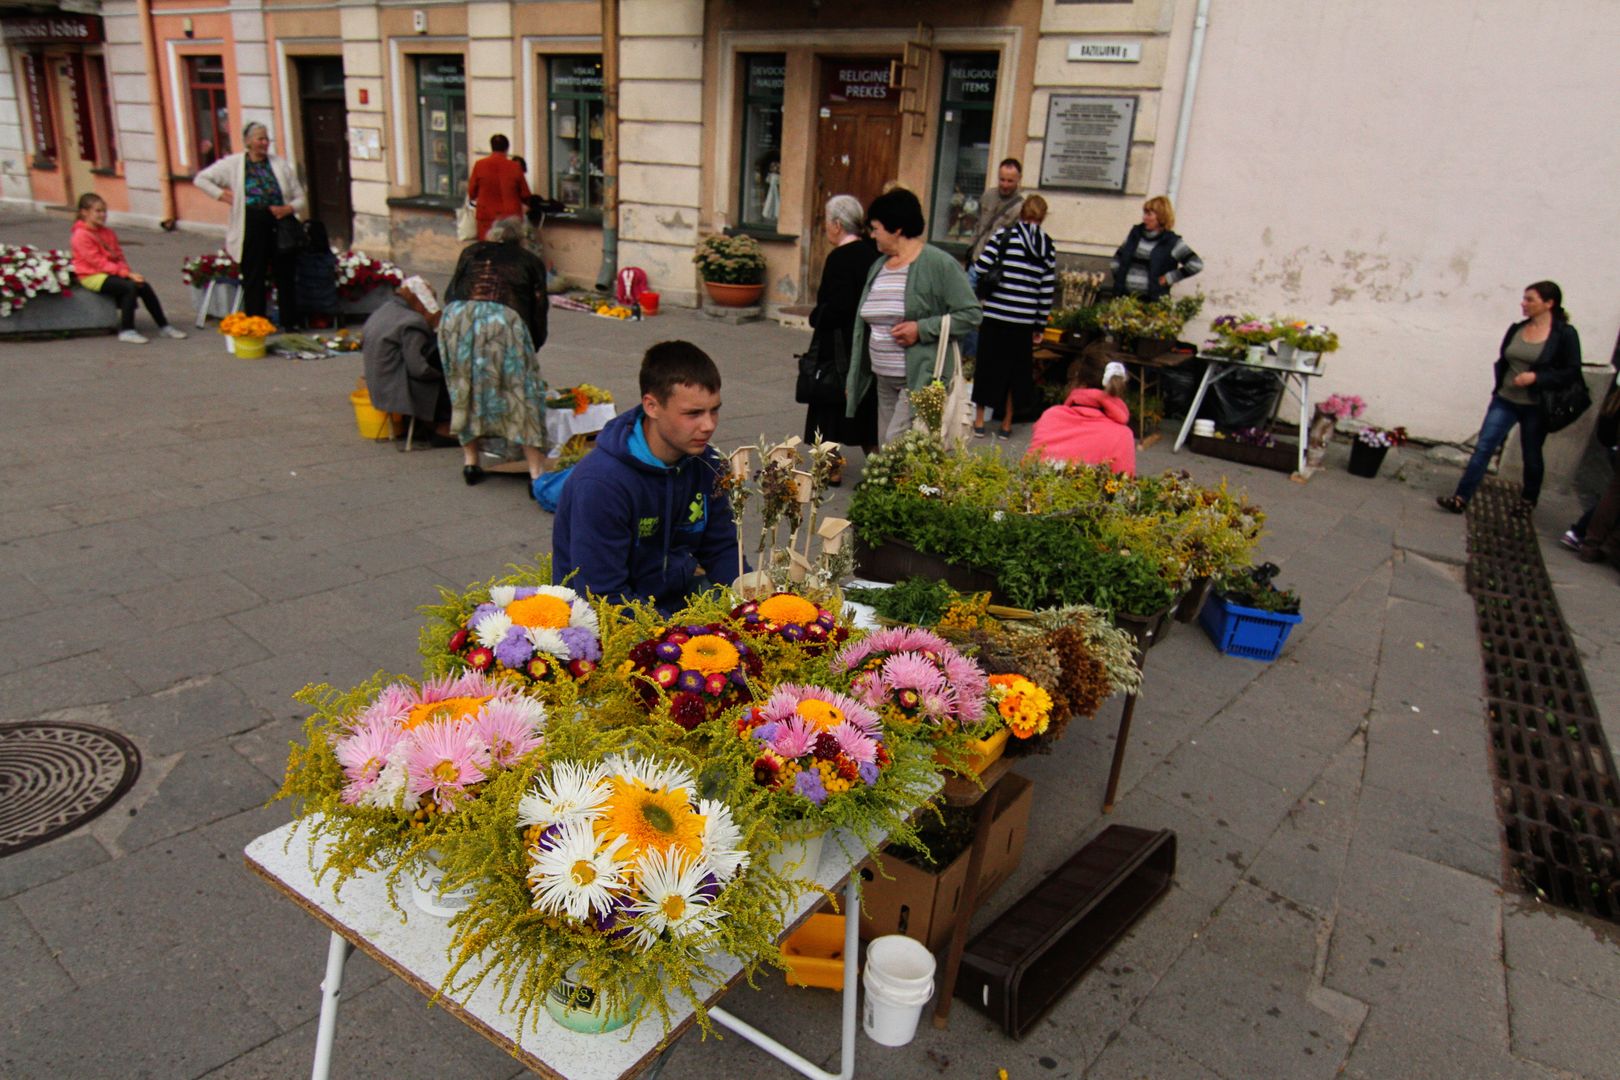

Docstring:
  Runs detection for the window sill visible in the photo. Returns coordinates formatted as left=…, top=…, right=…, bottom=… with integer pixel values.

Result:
left=547, top=209, right=604, bottom=225
left=31, top=159, right=58, bottom=172
left=726, top=225, right=798, bottom=243
left=386, top=195, right=458, bottom=213
left=91, top=167, right=119, bottom=177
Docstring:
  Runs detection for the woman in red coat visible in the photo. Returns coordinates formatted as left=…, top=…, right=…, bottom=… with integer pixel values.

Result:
left=466, top=134, right=531, bottom=241
left=1030, top=358, right=1136, bottom=475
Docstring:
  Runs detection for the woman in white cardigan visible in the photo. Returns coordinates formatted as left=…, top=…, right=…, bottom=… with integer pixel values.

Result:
left=194, top=122, right=307, bottom=327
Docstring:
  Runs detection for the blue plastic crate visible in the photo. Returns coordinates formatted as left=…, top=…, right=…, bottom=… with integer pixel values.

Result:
left=1198, top=592, right=1302, bottom=662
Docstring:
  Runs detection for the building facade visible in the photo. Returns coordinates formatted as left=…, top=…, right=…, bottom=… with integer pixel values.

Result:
left=5, top=0, right=1616, bottom=440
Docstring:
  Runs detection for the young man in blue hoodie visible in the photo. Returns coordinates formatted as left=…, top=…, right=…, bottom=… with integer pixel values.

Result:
left=553, top=341, right=743, bottom=613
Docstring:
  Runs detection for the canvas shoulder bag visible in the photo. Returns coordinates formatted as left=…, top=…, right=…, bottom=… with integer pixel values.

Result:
left=920, top=312, right=976, bottom=448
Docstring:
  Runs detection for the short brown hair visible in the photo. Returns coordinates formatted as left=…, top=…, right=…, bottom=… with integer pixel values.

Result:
left=1020, top=194, right=1048, bottom=224
left=1143, top=195, right=1175, bottom=230
left=640, top=341, right=722, bottom=402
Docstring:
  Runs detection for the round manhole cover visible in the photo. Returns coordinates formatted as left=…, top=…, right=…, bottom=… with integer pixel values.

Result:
left=0, top=722, right=141, bottom=858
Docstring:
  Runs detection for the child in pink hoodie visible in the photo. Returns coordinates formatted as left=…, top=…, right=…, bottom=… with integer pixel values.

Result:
left=1029, top=359, right=1136, bottom=475
left=70, top=193, right=187, bottom=344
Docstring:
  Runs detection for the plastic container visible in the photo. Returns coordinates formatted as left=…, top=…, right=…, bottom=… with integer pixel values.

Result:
left=781, top=912, right=846, bottom=989
left=862, top=935, right=936, bottom=1046
left=233, top=335, right=266, bottom=359
left=409, top=850, right=479, bottom=917
left=639, top=290, right=660, bottom=316
left=1198, top=591, right=1303, bottom=662
left=767, top=827, right=826, bottom=882
left=349, top=386, right=392, bottom=441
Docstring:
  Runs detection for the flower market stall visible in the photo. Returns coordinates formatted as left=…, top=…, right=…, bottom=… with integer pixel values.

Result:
left=0, top=244, right=119, bottom=337
left=184, top=247, right=405, bottom=328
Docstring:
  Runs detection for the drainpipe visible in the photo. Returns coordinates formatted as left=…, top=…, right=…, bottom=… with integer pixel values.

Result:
left=593, top=0, right=619, bottom=292
left=135, top=0, right=177, bottom=227
left=1165, top=0, right=1211, bottom=204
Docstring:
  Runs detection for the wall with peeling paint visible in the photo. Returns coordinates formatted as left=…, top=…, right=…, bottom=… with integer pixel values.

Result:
left=1171, top=0, right=1620, bottom=441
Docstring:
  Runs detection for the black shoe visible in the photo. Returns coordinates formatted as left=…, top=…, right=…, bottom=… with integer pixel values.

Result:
left=463, top=465, right=485, bottom=486
left=1435, top=495, right=1466, bottom=514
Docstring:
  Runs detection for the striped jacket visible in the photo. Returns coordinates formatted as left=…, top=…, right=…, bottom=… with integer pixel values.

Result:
left=973, top=222, right=1057, bottom=326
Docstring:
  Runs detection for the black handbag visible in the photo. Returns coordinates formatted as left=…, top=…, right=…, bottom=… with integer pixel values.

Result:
left=795, top=328, right=843, bottom=406
left=974, top=230, right=1007, bottom=300
left=275, top=215, right=305, bottom=255
left=1538, top=373, right=1591, bottom=434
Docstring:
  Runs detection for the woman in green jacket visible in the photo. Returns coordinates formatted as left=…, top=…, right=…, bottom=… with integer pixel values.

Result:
left=845, top=187, right=982, bottom=444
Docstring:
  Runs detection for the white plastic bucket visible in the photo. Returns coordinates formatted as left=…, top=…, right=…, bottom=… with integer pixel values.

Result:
left=767, top=828, right=826, bottom=881
left=410, top=850, right=479, bottom=917
left=861, top=935, right=936, bottom=1047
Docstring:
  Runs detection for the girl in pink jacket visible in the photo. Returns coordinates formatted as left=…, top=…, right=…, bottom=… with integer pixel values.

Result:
left=70, top=194, right=187, bottom=344
left=1029, top=359, right=1136, bottom=475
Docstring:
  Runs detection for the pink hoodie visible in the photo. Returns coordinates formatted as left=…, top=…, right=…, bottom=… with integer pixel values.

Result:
left=70, top=219, right=130, bottom=278
left=1029, top=388, right=1136, bottom=475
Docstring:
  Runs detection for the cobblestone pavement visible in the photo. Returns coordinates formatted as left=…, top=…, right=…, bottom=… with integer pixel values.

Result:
left=3, top=208, right=1618, bottom=1079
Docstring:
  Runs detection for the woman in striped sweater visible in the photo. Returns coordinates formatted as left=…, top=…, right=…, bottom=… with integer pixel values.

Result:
left=1110, top=195, right=1202, bottom=300
left=970, top=195, right=1057, bottom=440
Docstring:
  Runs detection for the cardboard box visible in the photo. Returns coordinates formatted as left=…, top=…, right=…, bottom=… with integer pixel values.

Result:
left=858, top=772, right=1034, bottom=953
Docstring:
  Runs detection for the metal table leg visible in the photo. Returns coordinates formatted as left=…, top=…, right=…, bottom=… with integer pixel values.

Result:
left=311, top=931, right=355, bottom=1080
left=709, top=869, right=861, bottom=1080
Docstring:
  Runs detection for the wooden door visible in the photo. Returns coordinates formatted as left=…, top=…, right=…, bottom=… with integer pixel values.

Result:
left=811, top=57, right=900, bottom=291
left=301, top=99, right=352, bottom=246
left=52, top=57, right=94, bottom=206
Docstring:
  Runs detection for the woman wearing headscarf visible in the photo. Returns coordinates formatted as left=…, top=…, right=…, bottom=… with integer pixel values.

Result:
left=194, top=122, right=307, bottom=327
left=362, top=276, right=454, bottom=444
left=439, top=217, right=550, bottom=492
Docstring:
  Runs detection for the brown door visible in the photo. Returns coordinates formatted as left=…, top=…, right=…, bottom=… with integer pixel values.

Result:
left=297, top=58, right=351, bottom=245
left=811, top=57, right=900, bottom=290
left=51, top=56, right=95, bottom=206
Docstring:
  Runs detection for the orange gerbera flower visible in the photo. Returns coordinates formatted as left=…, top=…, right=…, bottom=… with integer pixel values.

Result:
left=506, top=594, right=573, bottom=629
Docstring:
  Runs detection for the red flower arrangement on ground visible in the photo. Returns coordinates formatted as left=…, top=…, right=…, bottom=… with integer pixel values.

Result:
left=730, top=592, right=849, bottom=653
left=624, top=623, right=761, bottom=730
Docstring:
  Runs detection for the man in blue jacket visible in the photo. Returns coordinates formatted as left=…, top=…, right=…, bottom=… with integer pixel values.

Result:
left=553, top=341, right=743, bottom=613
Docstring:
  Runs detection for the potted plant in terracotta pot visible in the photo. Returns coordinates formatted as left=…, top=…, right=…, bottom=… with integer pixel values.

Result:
left=693, top=233, right=766, bottom=307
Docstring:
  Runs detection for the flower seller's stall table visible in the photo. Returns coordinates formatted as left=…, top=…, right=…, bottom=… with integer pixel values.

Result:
left=1032, top=340, right=1191, bottom=448
left=1172, top=352, right=1327, bottom=476
left=246, top=817, right=883, bottom=1080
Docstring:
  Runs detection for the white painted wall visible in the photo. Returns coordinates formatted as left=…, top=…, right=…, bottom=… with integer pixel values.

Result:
left=1172, top=0, right=1620, bottom=440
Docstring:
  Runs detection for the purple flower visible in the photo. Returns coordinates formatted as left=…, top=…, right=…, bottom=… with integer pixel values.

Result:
left=779, top=624, right=805, bottom=642
left=794, top=768, right=827, bottom=805
left=494, top=625, right=534, bottom=667
left=753, top=722, right=781, bottom=745
left=730, top=669, right=749, bottom=686
left=512, top=586, right=539, bottom=599
left=696, top=873, right=721, bottom=903
left=858, top=761, right=879, bottom=785
left=472, top=603, right=499, bottom=621
left=678, top=669, right=707, bottom=694
left=655, top=641, right=683, bottom=662
left=558, top=625, right=601, bottom=662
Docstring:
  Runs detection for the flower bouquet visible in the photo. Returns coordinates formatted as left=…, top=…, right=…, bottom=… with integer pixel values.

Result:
left=545, top=383, right=614, bottom=414
left=440, top=744, right=793, bottom=1040
left=623, top=621, right=760, bottom=730
left=692, top=234, right=766, bottom=285
left=730, top=591, right=850, bottom=656
left=1348, top=423, right=1406, bottom=478
left=180, top=249, right=240, bottom=287
left=276, top=669, right=548, bottom=904
left=830, top=626, right=988, bottom=772
left=1355, top=424, right=1407, bottom=449
left=218, top=313, right=275, bottom=338
left=1212, top=314, right=1279, bottom=357
left=0, top=244, right=73, bottom=317
left=1318, top=393, right=1365, bottom=420
left=334, top=249, right=405, bottom=300
left=986, top=674, right=1053, bottom=740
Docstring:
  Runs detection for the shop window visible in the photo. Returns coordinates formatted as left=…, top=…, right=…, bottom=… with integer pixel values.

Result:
left=930, top=54, right=1000, bottom=246
left=547, top=55, right=604, bottom=214
left=416, top=56, right=467, bottom=202
left=20, top=52, right=57, bottom=165
left=86, top=55, right=118, bottom=170
left=187, top=55, right=229, bottom=169
left=738, top=54, right=785, bottom=230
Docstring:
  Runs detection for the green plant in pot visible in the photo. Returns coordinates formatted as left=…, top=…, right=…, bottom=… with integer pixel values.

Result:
left=694, top=233, right=767, bottom=306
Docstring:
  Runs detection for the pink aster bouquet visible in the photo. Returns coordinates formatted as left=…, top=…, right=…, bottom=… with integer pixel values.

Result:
left=624, top=622, right=761, bottom=730
left=445, top=583, right=602, bottom=685
left=277, top=670, right=549, bottom=898
left=1318, top=393, right=1365, bottom=420
left=730, top=591, right=851, bottom=654
left=831, top=627, right=988, bottom=737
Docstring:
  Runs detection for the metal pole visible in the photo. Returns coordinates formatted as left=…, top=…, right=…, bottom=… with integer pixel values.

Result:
left=310, top=931, right=354, bottom=1080
left=593, top=0, right=620, bottom=292
left=1166, top=0, right=1212, bottom=203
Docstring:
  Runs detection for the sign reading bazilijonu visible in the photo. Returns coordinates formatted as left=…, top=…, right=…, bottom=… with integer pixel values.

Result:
left=1039, top=94, right=1137, bottom=193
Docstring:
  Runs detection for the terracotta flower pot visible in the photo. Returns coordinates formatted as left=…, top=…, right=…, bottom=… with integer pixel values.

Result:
left=704, top=281, right=764, bottom=307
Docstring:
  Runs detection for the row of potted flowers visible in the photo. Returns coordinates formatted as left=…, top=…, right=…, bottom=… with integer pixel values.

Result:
left=0, top=244, right=74, bottom=317
left=183, top=248, right=406, bottom=300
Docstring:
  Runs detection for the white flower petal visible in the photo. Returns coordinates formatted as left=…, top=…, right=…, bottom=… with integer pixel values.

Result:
left=473, top=612, right=514, bottom=649
left=489, top=585, right=517, bottom=607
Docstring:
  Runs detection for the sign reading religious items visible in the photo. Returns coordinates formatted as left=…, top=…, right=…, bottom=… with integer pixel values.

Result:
left=1038, top=94, right=1137, bottom=193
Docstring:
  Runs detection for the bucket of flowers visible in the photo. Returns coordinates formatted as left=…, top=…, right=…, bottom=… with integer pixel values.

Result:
left=439, top=738, right=792, bottom=1041
left=335, top=249, right=405, bottom=308
left=181, top=249, right=241, bottom=319
left=1307, top=393, right=1364, bottom=467
left=276, top=669, right=549, bottom=915
left=1348, top=424, right=1406, bottom=479
left=1211, top=314, right=1279, bottom=363
left=217, top=312, right=276, bottom=357
left=1276, top=320, right=1339, bottom=370
left=0, top=244, right=74, bottom=319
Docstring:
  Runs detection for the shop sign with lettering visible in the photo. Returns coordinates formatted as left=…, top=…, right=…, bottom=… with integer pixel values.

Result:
left=552, top=59, right=604, bottom=94
left=419, top=59, right=464, bottom=90
left=2, top=14, right=102, bottom=44
left=1066, top=41, right=1141, bottom=63
left=747, top=62, right=786, bottom=99
left=825, top=60, right=893, bottom=104
left=944, top=57, right=997, bottom=104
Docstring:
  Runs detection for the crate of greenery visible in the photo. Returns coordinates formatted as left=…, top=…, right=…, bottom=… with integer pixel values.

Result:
left=1200, top=562, right=1301, bottom=662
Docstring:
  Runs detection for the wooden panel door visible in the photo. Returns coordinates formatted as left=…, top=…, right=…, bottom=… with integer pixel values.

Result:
left=301, top=98, right=352, bottom=246
left=811, top=58, right=900, bottom=293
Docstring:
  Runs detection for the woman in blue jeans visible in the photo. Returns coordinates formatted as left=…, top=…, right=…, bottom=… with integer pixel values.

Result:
left=1438, top=281, right=1582, bottom=516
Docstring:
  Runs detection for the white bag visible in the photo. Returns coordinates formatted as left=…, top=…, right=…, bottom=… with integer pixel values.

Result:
left=924, top=313, right=976, bottom=449
left=456, top=201, right=478, bottom=242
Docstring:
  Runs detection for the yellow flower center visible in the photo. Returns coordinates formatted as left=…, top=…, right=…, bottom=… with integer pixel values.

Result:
left=402, top=694, right=492, bottom=730
left=678, top=634, right=741, bottom=675
left=506, top=594, right=573, bottom=629
left=796, top=699, right=845, bottom=731
left=431, top=760, right=460, bottom=784
left=570, top=859, right=598, bottom=886
left=758, top=594, right=819, bottom=625
left=598, top=779, right=706, bottom=864
left=660, top=894, right=687, bottom=921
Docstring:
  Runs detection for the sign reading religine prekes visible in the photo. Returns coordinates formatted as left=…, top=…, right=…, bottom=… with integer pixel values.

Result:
left=1039, top=94, right=1137, bottom=193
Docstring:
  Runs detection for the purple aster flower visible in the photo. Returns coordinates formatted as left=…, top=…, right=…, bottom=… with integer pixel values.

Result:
left=494, top=625, right=535, bottom=668
left=858, top=760, right=879, bottom=785
left=780, top=624, right=806, bottom=642
left=753, top=721, right=781, bottom=745
left=655, top=641, right=683, bottom=662
left=793, top=768, right=828, bottom=805
left=471, top=602, right=500, bottom=622
left=678, top=669, right=707, bottom=694
left=558, top=625, right=601, bottom=662
left=730, top=668, right=749, bottom=686
left=696, top=872, right=721, bottom=903
left=512, top=586, right=539, bottom=599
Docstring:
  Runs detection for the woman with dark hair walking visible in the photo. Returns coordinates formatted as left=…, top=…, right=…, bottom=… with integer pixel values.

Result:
left=1438, top=280, right=1583, bottom=516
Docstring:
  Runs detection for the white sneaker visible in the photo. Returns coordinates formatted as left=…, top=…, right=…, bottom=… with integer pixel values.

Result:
left=117, top=330, right=149, bottom=344
left=158, top=325, right=188, bottom=340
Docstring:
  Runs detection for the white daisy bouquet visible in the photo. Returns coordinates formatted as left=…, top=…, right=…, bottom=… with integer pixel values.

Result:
left=277, top=669, right=549, bottom=898
left=420, top=559, right=605, bottom=696
left=440, top=726, right=799, bottom=1041
left=0, top=243, right=73, bottom=317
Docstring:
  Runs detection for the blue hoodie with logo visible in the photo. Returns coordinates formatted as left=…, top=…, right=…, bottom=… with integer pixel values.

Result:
left=552, top=406, right=743, bottom=614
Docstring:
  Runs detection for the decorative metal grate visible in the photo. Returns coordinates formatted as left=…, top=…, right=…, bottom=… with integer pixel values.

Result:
left=0, top=721, right=140, bottom=858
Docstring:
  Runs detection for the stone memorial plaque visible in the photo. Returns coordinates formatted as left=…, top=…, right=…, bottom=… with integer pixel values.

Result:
left=1039, top=94, right=1137, bottom=193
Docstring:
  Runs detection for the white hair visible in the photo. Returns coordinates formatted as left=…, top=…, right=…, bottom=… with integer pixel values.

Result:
left=484, top=216, right=527, bottom=244
left=824, top=194, right=864, bottom=237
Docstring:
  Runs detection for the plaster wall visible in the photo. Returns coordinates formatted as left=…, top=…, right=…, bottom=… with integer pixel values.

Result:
left=1169, top=0, right=1620, bottom=441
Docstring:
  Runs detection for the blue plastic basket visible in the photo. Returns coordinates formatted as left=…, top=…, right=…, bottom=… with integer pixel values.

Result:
left=1198, top=591, right=1302, bottom=662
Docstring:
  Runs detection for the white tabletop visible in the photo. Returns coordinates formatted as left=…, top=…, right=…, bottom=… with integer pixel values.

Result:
left=244, top=819, right=852, bottom=1080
